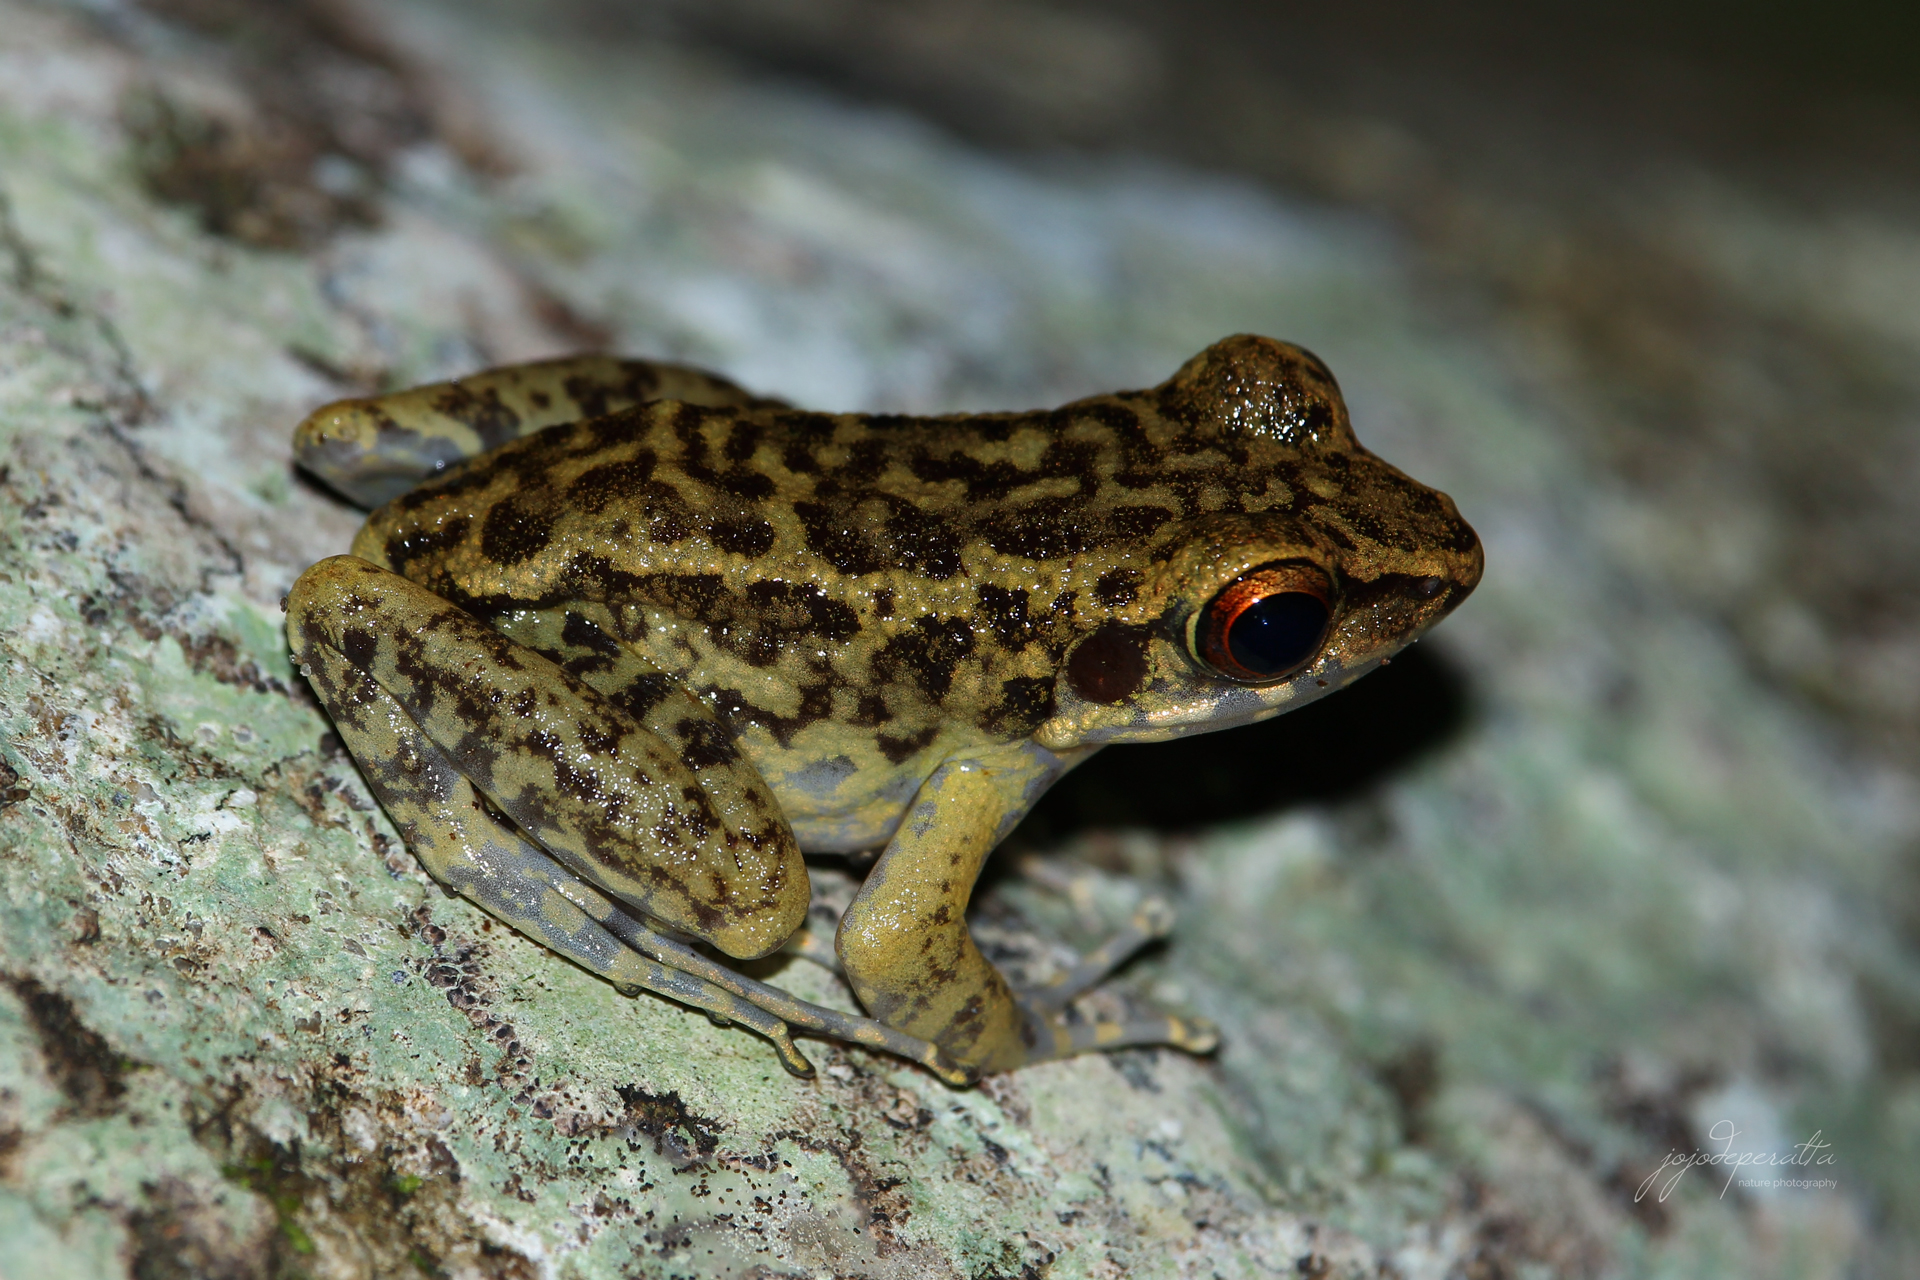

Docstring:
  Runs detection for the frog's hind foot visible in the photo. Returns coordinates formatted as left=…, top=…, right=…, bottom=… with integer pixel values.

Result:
left=288, top=558, right=976, bottom=1088
left=585, top=890, right=976, bottom=1087
left=294, top=355, right=780, bottom=508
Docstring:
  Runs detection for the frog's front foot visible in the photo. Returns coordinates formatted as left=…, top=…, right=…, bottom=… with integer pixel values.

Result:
left=1013, top=896, right=1220, bottom=1060
left=800, top=885, right=1218, bottom=1064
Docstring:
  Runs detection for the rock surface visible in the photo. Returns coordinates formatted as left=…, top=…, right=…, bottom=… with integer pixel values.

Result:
left=1, top=1, right=1915, bottom=1277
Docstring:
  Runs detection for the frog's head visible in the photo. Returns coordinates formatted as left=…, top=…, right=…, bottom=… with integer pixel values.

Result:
left=1032, top=335, right=1483, bottom=751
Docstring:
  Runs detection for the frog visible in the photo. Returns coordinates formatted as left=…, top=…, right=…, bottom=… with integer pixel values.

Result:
left=286, top=335, right=1482, bottom=1085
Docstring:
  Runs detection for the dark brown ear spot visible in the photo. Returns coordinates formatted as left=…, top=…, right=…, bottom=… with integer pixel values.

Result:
left=1066, top=623, right=1152, bottom=704
left=1164, top=334, right=1357, bottom=451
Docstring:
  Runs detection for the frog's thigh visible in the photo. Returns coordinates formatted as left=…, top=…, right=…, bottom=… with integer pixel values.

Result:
left=287, top=556, right=806, bottom=959
left=482, top=606, right=781, bottom=861
left=289, top=595, right=822, bottom=1075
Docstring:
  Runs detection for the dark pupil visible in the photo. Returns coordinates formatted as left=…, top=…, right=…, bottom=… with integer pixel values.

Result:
left=1226, top=592, right=1328, bottom=677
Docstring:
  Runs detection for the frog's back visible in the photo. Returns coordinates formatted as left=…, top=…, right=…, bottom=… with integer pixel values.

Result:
left=350, top=337, right=1476, bottom=840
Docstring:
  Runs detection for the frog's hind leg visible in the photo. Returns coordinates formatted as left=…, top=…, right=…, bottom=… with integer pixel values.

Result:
left=288, top=557, right=973, bottom=1085
left=294, top=355, right=785, bottom=508
left=445, top=772, right=973, bottom=1084
left=474, top=604, right=975, bottom=1080
left=573, top=880, right=974, bottom=1084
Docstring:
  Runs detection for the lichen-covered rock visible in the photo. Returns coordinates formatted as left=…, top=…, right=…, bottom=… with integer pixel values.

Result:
left=1, top=1, right=1915, bottom=1277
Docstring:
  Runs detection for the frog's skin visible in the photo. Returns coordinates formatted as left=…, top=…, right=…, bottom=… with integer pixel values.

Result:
left=287, top=336, right=1482, bottom=1083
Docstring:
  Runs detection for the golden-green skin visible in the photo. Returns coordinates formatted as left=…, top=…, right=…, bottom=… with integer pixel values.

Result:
left=287, top=337, right=1482, bottom=1081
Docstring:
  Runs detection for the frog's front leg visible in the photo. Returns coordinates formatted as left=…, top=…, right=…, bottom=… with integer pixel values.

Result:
left=287, top=556, right=974, bottom=1084
left=836, top=751, right=1219, bottom=1073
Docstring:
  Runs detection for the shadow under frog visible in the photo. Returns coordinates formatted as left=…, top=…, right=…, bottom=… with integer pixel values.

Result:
left=1009, top=639, right=1473, bottom=849
left=286, top=335, right=1482, bottom=1083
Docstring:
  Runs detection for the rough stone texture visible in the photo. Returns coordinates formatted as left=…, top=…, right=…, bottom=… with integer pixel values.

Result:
left=1, top=1, right=1916, bottom=1277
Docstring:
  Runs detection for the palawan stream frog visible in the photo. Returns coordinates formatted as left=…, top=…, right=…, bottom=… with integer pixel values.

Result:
left=287, top=335, right=1481, bottom=1084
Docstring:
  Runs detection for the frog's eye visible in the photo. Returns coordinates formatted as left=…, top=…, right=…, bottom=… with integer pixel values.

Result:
left=1194, top=563, right=1332, bottom=682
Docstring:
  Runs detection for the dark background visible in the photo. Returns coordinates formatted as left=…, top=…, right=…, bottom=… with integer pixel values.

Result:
left=618, top=0, right=1920, bottom=196
left=588, top=0, right=1920, bottom=833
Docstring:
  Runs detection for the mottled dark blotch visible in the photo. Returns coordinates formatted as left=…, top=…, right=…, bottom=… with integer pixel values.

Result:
left=987, top=676, right=1056, bottom=734
left=877, top=497, right=962, bottom=579
left=480, top=493, right=555, bottom=566
left=341, top=626, right=377, bottom=672
left=793, top=500, right=882, bottom=576
left=875, top=724, right=939, bottom=765
left=877, top=615, right=975, bottom=700
left=609, top=672, right=677, bottom=723
left=566, top=367, right=654, bottom=420
left=675, top=718, right=739, bottom=769
left=432, top=385, right=521, bottom=448
left=974, top=584, right=1034, bottom=651
left=1105, top=505, right=1174, bottom=540
left=567, top=454, right=657, bottom=514
left=708, top=515, right=776, bottom=557
left=850, top=692, right=892, bottom=727
left=742, top=581, right=860, bottom=643
left=1093, top=568, right=1139, bottom=607
left=981, top=497, right=1086, bottom=561
left=386, top=516, right=470, bottom=572
left=560, top=611, right=623, bottom=656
